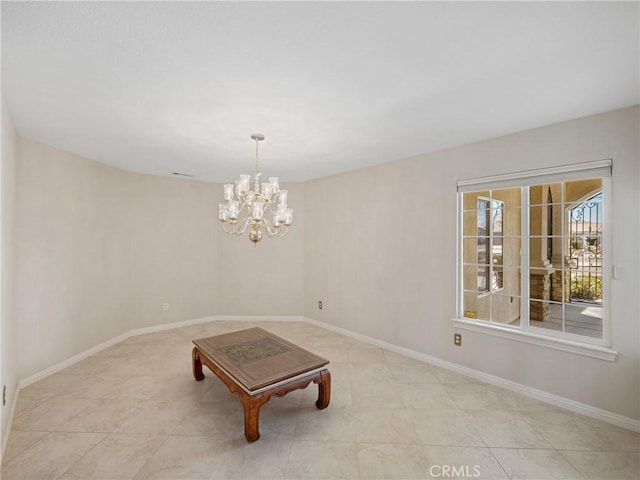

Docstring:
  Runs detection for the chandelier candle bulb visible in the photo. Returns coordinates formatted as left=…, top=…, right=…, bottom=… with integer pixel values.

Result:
left=218, top=134, right=293, bottom=244
left=224, top=184, right=234, bottom=201
left=237, top=175, right=250, bottom=195
left=228, top=201, right=239, bottom=221
left=218, top=204, right=228, bottom=222
left=252, top=202, right=264, bottom=221
left=278, top=190, right=288, bottom=206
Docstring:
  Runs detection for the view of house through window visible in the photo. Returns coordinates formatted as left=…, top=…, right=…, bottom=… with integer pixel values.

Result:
left=476, top=198, right=504, bottom=295
left=461, top=177, right=606, bottom=342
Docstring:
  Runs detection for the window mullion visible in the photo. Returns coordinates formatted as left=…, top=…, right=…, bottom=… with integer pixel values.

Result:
left=521, top=186, right=530, bottom=330
left=561, top=181, right=566, bottom=335
left=456, top=193, right=464, bottom=318
left=601, top=177, right=612, bottom=346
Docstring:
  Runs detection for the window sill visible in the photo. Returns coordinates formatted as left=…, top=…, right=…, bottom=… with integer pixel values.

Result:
left=451, top=318, right=617, bottom=361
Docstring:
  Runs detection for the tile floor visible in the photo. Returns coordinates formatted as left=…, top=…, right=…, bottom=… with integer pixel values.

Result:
left=1, top=321, right=638, bottom=479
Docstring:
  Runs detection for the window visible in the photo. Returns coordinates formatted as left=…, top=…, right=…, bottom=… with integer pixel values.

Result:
left=456, top=160, right=614, bottom=359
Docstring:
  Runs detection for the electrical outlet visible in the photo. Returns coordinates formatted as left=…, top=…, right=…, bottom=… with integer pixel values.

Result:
left=163, top=303, right=170, bottom=311
left=318, top=300, right=323, bottom=310
left=453, top=333, right=462, bottom=346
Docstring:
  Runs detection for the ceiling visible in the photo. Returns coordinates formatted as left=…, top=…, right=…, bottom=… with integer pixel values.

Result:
left=2, top=2, right=638, bottom=183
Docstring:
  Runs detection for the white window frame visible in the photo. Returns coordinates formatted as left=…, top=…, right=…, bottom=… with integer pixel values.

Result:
left=453, top=160, right=617, bottom=362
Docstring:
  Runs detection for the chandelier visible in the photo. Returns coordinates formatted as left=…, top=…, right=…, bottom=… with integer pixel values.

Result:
left=218, top=134, right=293, bottom=244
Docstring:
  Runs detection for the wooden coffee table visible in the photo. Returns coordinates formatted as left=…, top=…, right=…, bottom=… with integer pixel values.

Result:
left=192, top=327, right=331, bottom=442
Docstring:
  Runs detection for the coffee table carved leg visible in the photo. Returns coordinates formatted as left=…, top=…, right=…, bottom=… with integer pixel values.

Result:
left=315, top=369, right=331, bottom=409
left=192, top=347, right=205, bottom=381
left=239, top=392, right=270, bottom=443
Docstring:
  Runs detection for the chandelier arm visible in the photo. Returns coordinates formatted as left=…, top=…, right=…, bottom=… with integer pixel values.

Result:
left=265, top=223, right=288, bottom=238
left=223, top=222, right=243, bottom=235
left=269, top=226, right=288, bottom=238
left=222, top=217, right=251, bottom=235
left=263, top=218, right=281, bottom=237
left=234, top=216, right=252, bottom=235
left=238, top=200, right=248, bottom=217
left=222, top=223, right=237, bottom=235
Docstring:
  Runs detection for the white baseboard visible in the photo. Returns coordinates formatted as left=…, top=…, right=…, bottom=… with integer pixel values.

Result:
left=17, top=332, right=131, bottom=390
left=127, top=315, right=218, bottom=337
left=3, top=313, right=638, bottom=460
left=212, top=315, right=305, bottom=323
left=303, top=316, right=640, bottom=433
left=15, top=315, right=303, bottom=391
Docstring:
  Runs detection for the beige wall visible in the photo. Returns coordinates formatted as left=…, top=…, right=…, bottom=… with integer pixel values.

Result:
left=2, top=129, right=304, bottom=447
left=16, top=138, right=139, bottom=371
left=304, top=106, right=640, bottom=420
left=216, top=181, right=304, bottom=316
left=11, top=139, right=303, bottom=388
left=1, top=99, right=18, bottom=446
left=122, top=173, right=219, bottom=328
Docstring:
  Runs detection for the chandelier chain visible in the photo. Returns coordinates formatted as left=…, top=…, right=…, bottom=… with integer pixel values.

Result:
left=254, top=137, right=259, bottom=176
